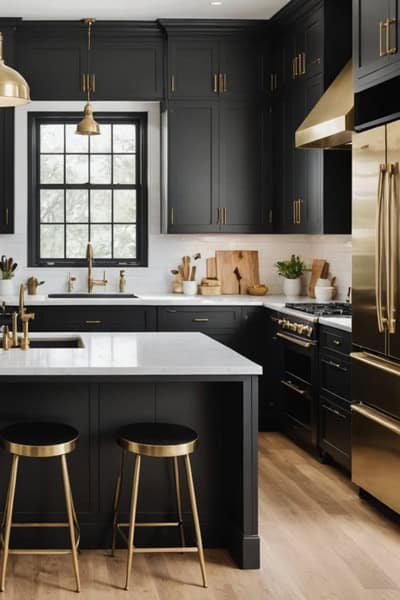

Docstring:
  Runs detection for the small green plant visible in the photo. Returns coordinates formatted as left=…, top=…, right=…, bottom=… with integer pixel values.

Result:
left=275, top=255, right=305, bottom=279
left=0, top=255, right=18, bottom=280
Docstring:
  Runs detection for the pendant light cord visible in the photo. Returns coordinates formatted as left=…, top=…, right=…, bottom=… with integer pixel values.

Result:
left=87, top=21, right=92, bottom=102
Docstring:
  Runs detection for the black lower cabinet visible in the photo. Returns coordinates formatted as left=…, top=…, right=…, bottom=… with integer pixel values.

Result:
left=319, top=396, right=351, bottom=470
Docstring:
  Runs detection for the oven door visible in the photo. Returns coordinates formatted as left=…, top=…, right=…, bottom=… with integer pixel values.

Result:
left=352, top=403, right=400, bottom=513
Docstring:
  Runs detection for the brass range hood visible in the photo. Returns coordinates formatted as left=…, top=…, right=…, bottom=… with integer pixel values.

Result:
left=295, top=61, right=354, bottom=149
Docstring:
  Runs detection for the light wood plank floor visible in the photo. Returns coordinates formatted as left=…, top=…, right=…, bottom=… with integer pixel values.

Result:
left=3, top=432, right=400, bottom=599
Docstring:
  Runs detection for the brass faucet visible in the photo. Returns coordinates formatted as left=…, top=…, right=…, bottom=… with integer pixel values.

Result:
left=86, top=242, right=108, bottom=293
left=19, top=284, right=35, bottom=350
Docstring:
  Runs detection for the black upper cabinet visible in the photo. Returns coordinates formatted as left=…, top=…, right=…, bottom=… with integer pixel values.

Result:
left=0, top=20, right=18, bottom=235
left=167, top=40, right=219, bottom=99
left=15, top=22, right=163, bottom=101
left=219, top=40, right=264, bottom=99
left=354, top=0, right=400, bottom=92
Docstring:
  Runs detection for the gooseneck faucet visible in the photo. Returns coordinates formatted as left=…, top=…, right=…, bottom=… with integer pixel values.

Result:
left=86, top=242, right=108, bottom=293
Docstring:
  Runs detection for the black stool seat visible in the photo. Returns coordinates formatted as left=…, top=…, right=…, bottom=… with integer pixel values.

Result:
left=117, top=423, right=198, bottom=457
left=0, top=422, right=79, bottom=458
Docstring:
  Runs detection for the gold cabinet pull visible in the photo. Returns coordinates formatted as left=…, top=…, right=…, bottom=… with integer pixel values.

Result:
left=379, top=20, right=388, bottom=56
left=292, top=200, right=296, bottom=224
left=281, top=379, right=306, bottom=396
left=297, top=199, right=302, bottom=224
left=92, top=73, right=96, bottom=93
left=217, top=207, right=221, bottom=225
left=387, top=17, right=398, bottom=54
left=223, top=207, right=227, bottom=224
left=268, top=208, right=273, bottom=225
left=213, top=73, right=218, bottom=93
left=171, top=75, right=175, bottom=93
left=301, top=52, right=306, bottom=74
left=82, top=73, right=86, bottom=92
left=5, top=208, right=9, bottom=226
left=192, top=317, right=209, bottom=323
left=170, top=207, right=174, bottom=225
left=219, top=73, right=224, bottom=94
left=85, top=320, right=102, bottom=325
left=223, top=73, right=227, bottom=93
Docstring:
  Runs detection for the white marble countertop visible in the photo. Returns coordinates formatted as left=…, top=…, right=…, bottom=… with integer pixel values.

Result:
left=0, top=332, right=262, bottom=377
left=318, top=316, right=352, bottom=333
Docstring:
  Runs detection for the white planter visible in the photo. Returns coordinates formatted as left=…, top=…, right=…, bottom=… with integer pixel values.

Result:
left=183, top=281, right=198, bottom=296
left=0, top=279, right=15, bottom=297
left=283, top=277, right=302, bottom=297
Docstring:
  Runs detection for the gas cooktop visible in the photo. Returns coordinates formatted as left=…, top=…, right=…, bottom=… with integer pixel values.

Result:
left=285, top=302, right=352, bottom=317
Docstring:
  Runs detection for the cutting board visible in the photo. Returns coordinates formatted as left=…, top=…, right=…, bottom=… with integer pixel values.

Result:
left=308, top=258, right=329, bottom=298
left=215, top=251, right=260, bottom=294
left=206, top=257, right=217, bottom=279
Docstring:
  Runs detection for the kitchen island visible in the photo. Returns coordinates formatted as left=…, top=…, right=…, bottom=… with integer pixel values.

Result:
left=0, top=332, right=261, bottom=569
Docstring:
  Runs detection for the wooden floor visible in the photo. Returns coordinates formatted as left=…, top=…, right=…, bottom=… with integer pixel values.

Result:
left=3, top=432, right=400, bottom=599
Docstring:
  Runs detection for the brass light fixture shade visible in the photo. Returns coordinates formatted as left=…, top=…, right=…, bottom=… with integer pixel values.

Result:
left=0, top=32, right=30, bottom=107
left=76, top=102, right=100, bottom=136
left=76, top=18, right=100, bottom=136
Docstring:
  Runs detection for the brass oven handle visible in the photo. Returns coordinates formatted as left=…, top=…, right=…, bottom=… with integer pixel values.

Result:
left=386, top=18, right=398, bottom=54
left=322, top=404, right=346, bottom=420
left=276, top=331, right=312, bottom=349
left=379, top=21, right=388, bottom=57
left=281, top=379, right=306, bottom=396
left=213, top=73, right=218, bottom=93
left=351, top=351, right=400, bottom=377
left=192, top=318, right=209, bottom=323
left=376, top=164, right=387, bottom=332
left=85, top=320, right=102, bottom=325
left=352, top=403, right=400, bottom=436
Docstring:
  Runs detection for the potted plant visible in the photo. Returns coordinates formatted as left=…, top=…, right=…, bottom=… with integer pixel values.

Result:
left=275, top=255, right=305, bottom=297
left=0, top=256, right=18, bottom=296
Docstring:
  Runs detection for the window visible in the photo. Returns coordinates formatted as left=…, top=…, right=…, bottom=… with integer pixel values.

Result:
left=28, top=112, right=148, bottom=267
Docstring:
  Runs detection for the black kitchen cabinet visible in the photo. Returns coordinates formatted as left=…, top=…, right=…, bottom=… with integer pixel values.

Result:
left=27, top=306, right=157, bottom=332
left=259, top=310, right=283, bottom=431
left=15, top=22, right=163, bottom=101
left=0, top=20, right=18, bottom=234
left=167, top=39, right=220, bottom=99
left=354, top=0, right=400, bottom=92
left=165, top=100, right=269, bottom=234
left=318, top=325, right=352, bottom=470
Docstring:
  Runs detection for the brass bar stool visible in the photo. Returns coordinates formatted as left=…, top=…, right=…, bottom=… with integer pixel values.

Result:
left=111, top=422, right=207, bottom=591
left=0, top=422, right=81, bottom=593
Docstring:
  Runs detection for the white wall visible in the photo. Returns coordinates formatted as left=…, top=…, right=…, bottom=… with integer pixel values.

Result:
left=0, top=100, right=352, bottom=298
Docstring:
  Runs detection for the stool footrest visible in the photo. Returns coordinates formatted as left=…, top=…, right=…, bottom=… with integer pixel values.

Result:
left=10, top=522, right=70, bottom=528
left=8, top=549, right=73, bottom=556
left=133, top=547, right=198, bottom=554
left=118, top=521, right=181, bottom=528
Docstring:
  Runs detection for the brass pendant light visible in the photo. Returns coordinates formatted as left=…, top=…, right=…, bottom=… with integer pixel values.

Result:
left=0, top=32, right=30, bottom=107
left=76, top=18, right=100, bottom=136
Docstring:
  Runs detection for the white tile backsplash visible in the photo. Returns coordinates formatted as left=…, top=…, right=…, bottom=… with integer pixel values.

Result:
left=0, top=100, right=352, bottom=299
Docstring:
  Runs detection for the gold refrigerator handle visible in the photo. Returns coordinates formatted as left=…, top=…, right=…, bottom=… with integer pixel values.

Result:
left=376, top=164, right=387, bottom=333
left=352, top=403, right=400, bottom=437
left=351, top=351, right=400, bottom=377
left=388, top=162, right=399, bottom=334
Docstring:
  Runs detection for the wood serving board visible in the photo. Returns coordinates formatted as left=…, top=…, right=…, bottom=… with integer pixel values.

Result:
left=308, top=258, right=329, bottom=298
left=215, top=250, right=260, bottom=294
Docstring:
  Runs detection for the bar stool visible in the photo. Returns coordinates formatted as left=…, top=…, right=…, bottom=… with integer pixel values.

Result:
left=0, top=422, right=81, bottom=593
left=111, top=422, right=207, bottom=591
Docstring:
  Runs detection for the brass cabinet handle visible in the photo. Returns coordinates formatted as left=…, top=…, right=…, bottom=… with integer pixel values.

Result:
left=322, top=404, right=346, bottom=420
left=321, top=358, right=348, bottom=372
left=223, top=73, right=227, bottom=93
left=379, top=20, right=388, bottom=56
left=5, top=208, right=9, bottom=226
left=281, top=379, right=306, bottom=396
left=82, top=73, right=86, bottom=92
left=85, top=320, right=102, bottom=325
left=332, top=339, right=342, bottom=346
left=213, top=73, right=218, bottom=93
left=171, top=75, right=175, bottom=93
left=292, top=200, right=296, bottom=224
left=268, top=208, right=273, bottom=225
left=387, top=17, right=398, bottom=55
left=301, top=52, right=306, bottom=75
left=298, top=54, right=303, bottom=75
left=276, top=332, right=313, bottom=349
left=192, top=317, right=209, bottom=323
left=297, top=199, right=302, bottom=224
left=219, top=73, right=224, bottom=94
left=170, top=207, right=174, bottom=225
left=217, top=207, right=221, bottom=225
left=223, top=207, right=227, bottom=224
left=92, top=73, right=96, bottom=93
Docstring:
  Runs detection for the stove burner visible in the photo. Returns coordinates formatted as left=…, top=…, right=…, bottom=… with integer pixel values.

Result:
left=285, top=302, right=352, bottom=317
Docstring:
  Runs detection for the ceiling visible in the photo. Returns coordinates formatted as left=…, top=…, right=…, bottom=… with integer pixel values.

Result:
left=1, top=0, right=288, bottom=21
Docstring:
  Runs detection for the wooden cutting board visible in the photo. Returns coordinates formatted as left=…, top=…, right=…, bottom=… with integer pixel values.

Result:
left=215, top=251, right=260, bottom=294
left=206, top=257, right=217, bottom=278
left=308, top=258, right=329, bottom=298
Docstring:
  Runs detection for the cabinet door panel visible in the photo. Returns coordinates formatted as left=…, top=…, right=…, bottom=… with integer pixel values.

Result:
left=0, top=108, right=14, bottom=234
left=220, top=41, right=263, bottom=99
left=302, top=6, right=324, bottom=79
left=355, top=0, right=390, bottom=79
left=168, top=102, right=219, bottom=233
left=219, top=102, right=263, bottom=232
left=92, top=42, right=163, bottom=99
left=168, top=40, right=219, bottom=99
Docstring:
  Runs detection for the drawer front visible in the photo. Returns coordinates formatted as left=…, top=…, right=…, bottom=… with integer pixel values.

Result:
left=352, top=404, right=400, bottom=513
left=320, top=352, right=351, bottom=402
left=352, top=352, right=400, bottom=420
left=320, top=396, right=351, bottom=469
left=29, top=307, right=156, bottom=332
left=158, top=307, right=242, bottom=331
left=320, top=326, right=352, bottom=357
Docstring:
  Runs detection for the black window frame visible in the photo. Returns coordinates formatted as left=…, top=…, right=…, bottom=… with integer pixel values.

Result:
left=28, top=111, right=148, bottom=268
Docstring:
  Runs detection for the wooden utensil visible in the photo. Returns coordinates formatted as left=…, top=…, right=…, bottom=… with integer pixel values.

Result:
left=182, top=256, right=191, bottom=281
left=190, top=265, right=197, bottom=281
left=206, top=257, right=217, bottom=278
left=215, top=251, right=260, bottom=295
left=308, top=259, right=328, bottom=298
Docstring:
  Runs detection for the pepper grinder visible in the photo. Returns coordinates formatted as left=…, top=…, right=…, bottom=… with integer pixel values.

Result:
left=119, top=270, right=126, bottom=293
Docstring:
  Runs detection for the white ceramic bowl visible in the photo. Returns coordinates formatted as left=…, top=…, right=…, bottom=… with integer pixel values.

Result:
left=315, top=286, right=334, bottom=301
left=316, top=278, right=331, bottom=288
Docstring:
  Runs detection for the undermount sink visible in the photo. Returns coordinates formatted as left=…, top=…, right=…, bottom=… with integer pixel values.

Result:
left=48, top=293, right=138, bottom=299
left=29, top=337, right=84, bottom=349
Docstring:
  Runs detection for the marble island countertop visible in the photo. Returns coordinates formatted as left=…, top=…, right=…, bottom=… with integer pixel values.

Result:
left=0, top=331, right=263, bottom=377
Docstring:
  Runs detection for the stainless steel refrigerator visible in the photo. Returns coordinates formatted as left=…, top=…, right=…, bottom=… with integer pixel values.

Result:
left=352, top=122, right=400, bottom=513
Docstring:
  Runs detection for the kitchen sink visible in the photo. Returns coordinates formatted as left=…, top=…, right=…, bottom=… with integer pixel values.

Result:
left=48, top=293, right=138, bottom=299
left=29, top=337, right=84, bottom=349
